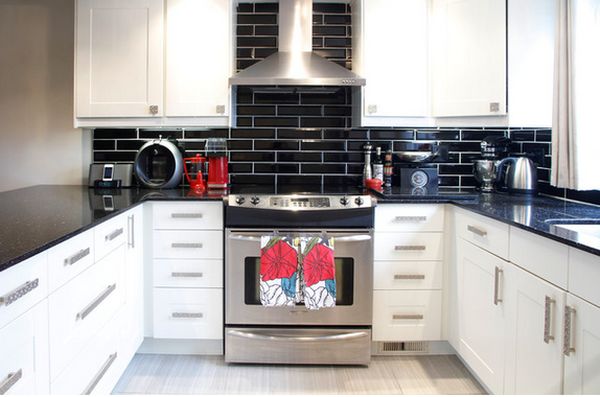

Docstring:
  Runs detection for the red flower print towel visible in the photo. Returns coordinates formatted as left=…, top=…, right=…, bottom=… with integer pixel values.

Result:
left=260, top=236, right=299, bottom=307
left=301, top=236, right=336, bottom=310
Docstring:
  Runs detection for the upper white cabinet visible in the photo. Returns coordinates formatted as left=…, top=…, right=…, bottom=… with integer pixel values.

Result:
left=430, top=0, right=507, bottom=117
left=75, top=0, right=165, bottom=118
left=166, top=0, right=232, bottom=118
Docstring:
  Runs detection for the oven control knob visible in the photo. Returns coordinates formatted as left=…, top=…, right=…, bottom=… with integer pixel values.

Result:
left=339, top=197, right=349, bottom=206
left=250, top=196, right=260, bottom=205
left=235, top=196, right=246, bottom=205
left=355, top=197, right=364, bottom=206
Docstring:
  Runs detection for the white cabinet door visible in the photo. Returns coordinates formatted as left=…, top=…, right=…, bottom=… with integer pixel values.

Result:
left=431, top=0, right=506, bottom=117
left=355, top=0, right=429, bottom=120
left=504, top=264, right=565, bottom=394
left=564, top=294, right=600, bottom=394
left=166, top=0, right=232, bottom=117
left=76, top=0, right=164, bottom=117
left=456, top=239, right=507, bottom=394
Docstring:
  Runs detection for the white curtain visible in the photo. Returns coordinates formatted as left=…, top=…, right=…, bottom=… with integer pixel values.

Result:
left=552, top=0, right=600, bottom=190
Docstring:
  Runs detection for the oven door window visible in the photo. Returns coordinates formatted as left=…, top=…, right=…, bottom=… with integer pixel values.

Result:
left=243, top=257, right=354, bottom=306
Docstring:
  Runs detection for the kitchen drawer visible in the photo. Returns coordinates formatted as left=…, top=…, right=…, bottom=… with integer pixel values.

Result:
left=94, top=214, right=127, bottom=262
left=153, top=202, right=223, bottom=230
left=509, top=226, right=568, bottom=289
left=374, top=232, right=443, bottom=261
left=153, top=231, right=223, bottom=259
left=568, top=247, right=600, bottom=307
left=375, top=204, right=445, bottom=232
left=48, top=246, right=125, bottom=381
left=0, top=301, right=49, bottom=395
left=374, top=261, right=442, bottom=290
left=153, top=259, right=223, bottom=288
left=47, top=229, right=94, bottom=293
left=50, top=309, right=122, bottom=395
left=0, top=253, right=47, bottom=329
left=372, top=290, right=442, bottom=341
left=455, top=209, right=509, bottom=259
left=153, top=288, right=223, bottom=339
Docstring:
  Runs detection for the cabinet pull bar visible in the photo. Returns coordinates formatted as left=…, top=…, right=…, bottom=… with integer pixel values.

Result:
left=172, top=312, right=204, bottom=319
left=543, top=296, right=556, bottom=344
left=467, top=225, right=487, bottom=237
left=171, top=272, right=204, bottom=278
left=105, top=228, right=123, bottom=242
left=64, top=247, right=91, bottom=266
left=394, top=245, right=426, bottom=251
left=127, top=215, right=135, bottom=248
left=0, top=279, right=39, bottom=307
left=171, top=213, right=203, bottom=219
left=82, top=353, right=117, bottom=395
left=394, top=216, right=427, bottom=222
left=77, top=284, right=116, bottom=321
left=563, top=306, right=576, bottom=356
left=493, top=267, right=503, bottom=305
left=0, top=369, right=22, bottom=395
left=392, top=314, right=424, bottom=320
left=171, top=243, right=203, bottom=249
left=394, top=274, right=425, bottom=280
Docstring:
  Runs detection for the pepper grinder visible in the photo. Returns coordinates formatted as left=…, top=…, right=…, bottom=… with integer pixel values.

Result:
left=363, top=143, right=373, bottom=186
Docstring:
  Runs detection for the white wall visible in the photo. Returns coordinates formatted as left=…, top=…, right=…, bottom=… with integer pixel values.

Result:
left=0, top=0, right=89, bottom=193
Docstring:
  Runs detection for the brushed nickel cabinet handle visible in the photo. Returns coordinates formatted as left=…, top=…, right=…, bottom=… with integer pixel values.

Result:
left=76, top=284, right=116, bottom=321
left=149, top=105, right=159, bottom=115
left=544, top=296, right=556, bottom=344
left=171, top=213, right=203, bottom=219
left=394, top=245, right=426, bottom=251
left=171, top=243, right=203, bottom=249
left=127, top=215, right=135, bottom=248
left=216, top=105, right=226, bottom=114
left=0, top=369, right=22, bottom=395
left=493, top=267, right=503, bottom=305
left=105, top=228, right=123, bottom=242
left=394, top=216, right=427, bottom=222
left=563, top=305, right=576, bottom=356
left=467, top=225, right=487, bottom=237
left=172, top=312, right=204, bottom=319
left=171, top=272, right=204, bottom=278
left=64, top=247, right=91, bottom=266
left=82, top=353, right=117, bottom=395
left=392, top=314, right=424, bottom=320
left=394, top=274, right=425, bottom=280
left=0, top=279, right=39, bottom=307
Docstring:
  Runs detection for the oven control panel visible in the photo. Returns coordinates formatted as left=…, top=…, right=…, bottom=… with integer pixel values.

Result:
left=228, top=194, right=373, bottom=210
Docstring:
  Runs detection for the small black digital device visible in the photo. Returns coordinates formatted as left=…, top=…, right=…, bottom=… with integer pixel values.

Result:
left=102, top=164, right=114, bottom=181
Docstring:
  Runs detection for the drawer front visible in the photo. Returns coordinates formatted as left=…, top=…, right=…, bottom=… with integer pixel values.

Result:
left=374, top=232, right=443, bottom=261
left=510, top=227, right=568, bottom=289
left=455, top=209, right=509, bottom=259
left=94, top=214, right=127, bottom=262
left=375, top=204, right=445, bottom=232
left=153, top=231, right=223, bottom=259
left=153, top=202, right=223, bottom=230
left=374, top=261, right=442, bottom=290
left=569, top=248, right=600, bottom=306
left=48, top=230, right=94, bottom=293
left=153, top=288, right=223, bottom=339
left=0, top=253, right=47, bottom=329
left=153, top=259, right=223, bottom=288
left=48, top=246, right=125, bottom=381
left=373, top=290, right=442, bottom=341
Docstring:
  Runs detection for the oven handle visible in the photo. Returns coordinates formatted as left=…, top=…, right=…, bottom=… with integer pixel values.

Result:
left=228, top=234, right=372, bottom=242
left=228, top=329, right=370, bottom=342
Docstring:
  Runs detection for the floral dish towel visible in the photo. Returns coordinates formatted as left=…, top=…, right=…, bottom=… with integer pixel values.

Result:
left=259, top=236, right=300, bottom=307
left=301, top=236, right=336, bottom=310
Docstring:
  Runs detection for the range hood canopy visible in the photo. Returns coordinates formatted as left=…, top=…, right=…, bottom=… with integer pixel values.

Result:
left=229, top=0, right=365, bottom=86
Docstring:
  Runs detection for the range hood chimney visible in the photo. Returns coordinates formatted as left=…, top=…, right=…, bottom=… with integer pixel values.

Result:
left=229, top=0, right=365, bottom=86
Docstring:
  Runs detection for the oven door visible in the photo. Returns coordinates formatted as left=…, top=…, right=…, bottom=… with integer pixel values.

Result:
left=225, top=229, right=373, bottom=326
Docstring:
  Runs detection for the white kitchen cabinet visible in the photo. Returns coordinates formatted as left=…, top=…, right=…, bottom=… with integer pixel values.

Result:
left=456, top=239, right=507, bottom=394
left=166, top=0, right=232, bottom=118
left=75, top=0, right=164, bottom=118
left=504, top=264, right=566, bottom=394
left=563, top=293, right=600, bottom=395
left=430, top=0, right=506, bottom=117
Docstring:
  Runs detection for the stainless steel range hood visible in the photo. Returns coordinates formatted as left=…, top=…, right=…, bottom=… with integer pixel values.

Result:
left=229, top=0, right=365, bottom=86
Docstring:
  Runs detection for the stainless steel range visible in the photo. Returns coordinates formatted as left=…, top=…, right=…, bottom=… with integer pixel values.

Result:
left=224, top=193, right=375, bottom=365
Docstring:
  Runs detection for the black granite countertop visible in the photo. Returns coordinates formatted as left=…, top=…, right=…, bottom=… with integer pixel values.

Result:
left=373, top=186, right=480, bottom=204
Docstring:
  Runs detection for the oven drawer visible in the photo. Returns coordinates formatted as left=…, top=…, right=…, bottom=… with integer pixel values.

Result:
left=153, top=259, right=223, bottom=288
left=152, top=202, right=223, bottom=230
left=374, top=232, right=443, bottom=261
left=153, top=288, right=223, bottom=339
left=225, top=327, right=371, bottom=365
left=374, top=261, right=442, bottom=290
left=153, top=231, right=223, bottom=259
left=372, top=290, right=442, bottom=341
left=375, top=204, right=445, bottom=232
